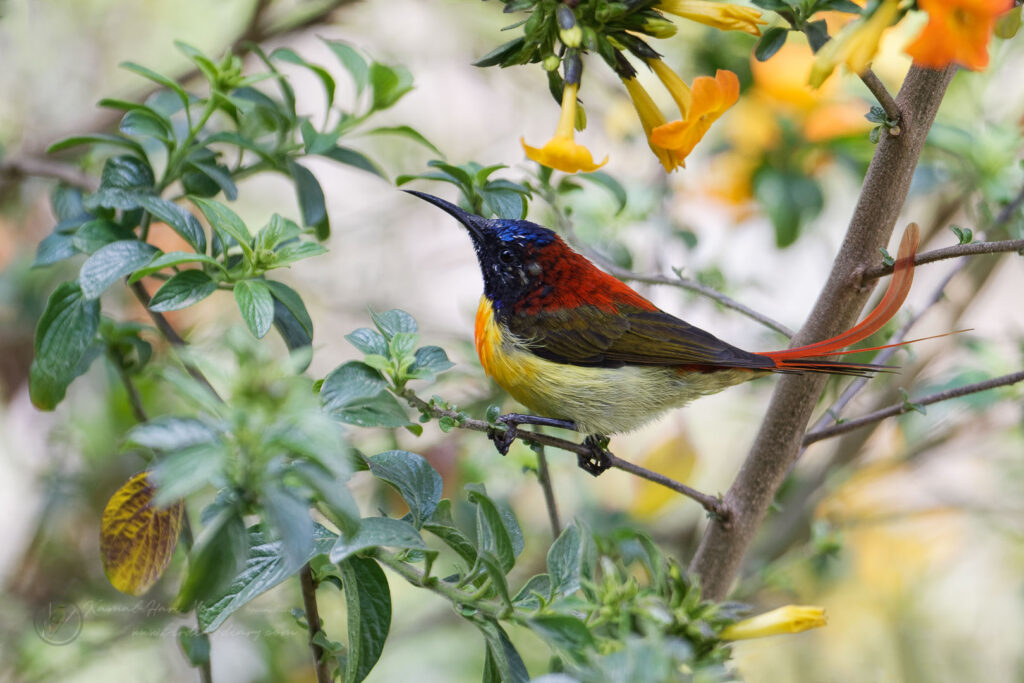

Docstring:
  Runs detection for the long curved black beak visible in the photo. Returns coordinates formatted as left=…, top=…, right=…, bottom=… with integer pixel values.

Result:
left=403, top=190, right=489, bottom=242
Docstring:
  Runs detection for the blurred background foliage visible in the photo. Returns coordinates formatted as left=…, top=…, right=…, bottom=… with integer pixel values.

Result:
left=1, top=0, right=1023, bottom=682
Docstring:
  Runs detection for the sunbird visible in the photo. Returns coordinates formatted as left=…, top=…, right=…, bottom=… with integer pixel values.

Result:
left=408, top=191, right=919, bottom=470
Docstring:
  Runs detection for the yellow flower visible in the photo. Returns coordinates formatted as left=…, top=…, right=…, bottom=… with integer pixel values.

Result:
left=621, top=77, right=686, bottom=172
left=657, top=0, right=767, bottom=35
left=720, top=605, right=828, bottom=640
left=809, top=0, right=901, bottom=87
left=522, top=82, right=608, bottom=174
left=650, top=69, right=740, bottom=159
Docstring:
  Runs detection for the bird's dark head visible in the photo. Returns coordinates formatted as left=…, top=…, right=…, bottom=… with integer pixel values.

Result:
left=406, top=190, right=563, bottom=312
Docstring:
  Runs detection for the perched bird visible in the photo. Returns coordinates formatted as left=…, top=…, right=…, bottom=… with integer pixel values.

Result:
left=407, top=191, right=919, bottom=471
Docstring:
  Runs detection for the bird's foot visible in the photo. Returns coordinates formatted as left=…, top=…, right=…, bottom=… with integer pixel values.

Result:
left=578, top=435, right=613, bottom=476
left=487, top=413, right=578, bottom=455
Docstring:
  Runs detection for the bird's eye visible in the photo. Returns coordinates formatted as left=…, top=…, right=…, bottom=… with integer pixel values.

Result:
left=498, top=249, right=515, bottom=265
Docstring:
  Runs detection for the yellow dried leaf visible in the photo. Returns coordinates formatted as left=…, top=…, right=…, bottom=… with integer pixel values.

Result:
left=100, top=472, right=184, bottom=595
left=630, top=431, right=698, bottom=519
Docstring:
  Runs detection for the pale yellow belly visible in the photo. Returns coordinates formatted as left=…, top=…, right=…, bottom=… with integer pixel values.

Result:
left=475, top=298, right=756, bottom=435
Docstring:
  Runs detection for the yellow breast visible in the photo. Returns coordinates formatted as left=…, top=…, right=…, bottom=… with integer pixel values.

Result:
left=473, top=296, right=754, bottom=435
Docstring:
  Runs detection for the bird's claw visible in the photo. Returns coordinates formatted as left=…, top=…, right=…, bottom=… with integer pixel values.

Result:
left=578, top=436, right=613, bottom=476
left=487, top=420, right=518, bottom=455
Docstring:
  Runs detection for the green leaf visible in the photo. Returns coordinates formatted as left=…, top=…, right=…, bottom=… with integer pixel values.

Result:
left=329, top=517, right=427, bottom=562
left=271, top=47, right=336, bottom=112
left=753, top=169, right=823, bottom=248
left=130, top=251, right=226, bottom=282
left=406, top=346, right=454, bottom=381
left=265, top=280, right=314, bottom=350
left=337, top=556, right=391, bottom=683
left=78, top=240, right=159, bottom=299
left=256, top=214, right=302, bottom=252
left=512, top=574, right=551, bottom=609
left=755, top=27, right=789, bottom=62
left=137, top=195, right=207, bottom=254
left=72, top=219, right=135, bottom=254
left=578, top=171, right=627, bottom=214
left=474, top=618, right=529, bottom=683
left=481, top=187, right=526, bottom=219
left=301, top=120, right=341, bottom=155
left=369, top=308, right=417, bottom=339
left=287, top=160, right=330, bottom=240
left=150, top=443, right=226, bottom=507
left=127, top=416, right=220, bottom=451
left=364, top=126, right=442, bottom=156
left=368, top=63, right=414, bottom=111
left=234, top=280, right=275, bottom=338
left=177, top=628, right=211, bottom=668
left=272, top=241, right=328, bottom=268
left=466, top=486, right=517, bottom=573
left=100, top=155, right=156, bottom=191
left=149, top=270, right=218, bottom=312
left=197, top=525, right=336, bottom=632
left=804, top=20, right=830, bottom=52
left=190, top=197, right=252, bottom=252
left=526, top=614, right=594, bottom=659
left=175, top=41, right=219, bottom=84
left=175, top=506, right=249, bottom=610
left=423, top=500, right=478, bottom=565
left=320, top=145, right=385, bottom=179
left=321, top=361, right=412, bottom=428
left=366, top=450, right=443, bottom=528
left=120, top=108, right=173, bottom=142
left=822, top=0, right=864, bottom=12
left=951, top=225, right=973, bottom=244
left=346, top=328, right=388, bottom=356
left=262, top=483, right=314, bottom=573
left=472, top=37, right=526, bottom=67
left=546, top=524, right=582, bottom=598
left=46, top=133, right=146, bottom=157
left=29, top=282, right=101, bottom=409
left=120, top=61, right=191, bottom=111
left=324, top=40, right=369, bottom=94
left=187, top=160, right=239, bottom=201
left=33, top=232, right=79, bottom=267
left=292, top=463, right=360, bottom=536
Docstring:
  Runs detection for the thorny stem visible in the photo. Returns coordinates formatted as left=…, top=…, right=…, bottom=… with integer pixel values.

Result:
left=859, top=69, right=902, bottom=133
left=802, top=370, right=1024, bottom=445
left=398, top=388, right=727, bottom=518
left=863, top=238, right=1024, bottom=280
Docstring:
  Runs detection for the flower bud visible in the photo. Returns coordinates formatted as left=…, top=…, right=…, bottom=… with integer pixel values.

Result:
left=642, top=16, right=679, bottom=38
left=542, top=55, right=561, bottom=71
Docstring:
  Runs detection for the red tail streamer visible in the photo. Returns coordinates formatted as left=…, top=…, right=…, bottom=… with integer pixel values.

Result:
left=761, top=223, right=920, bottom=371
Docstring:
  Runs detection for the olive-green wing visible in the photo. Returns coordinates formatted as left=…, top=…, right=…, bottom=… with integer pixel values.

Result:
left=506, top=305, right=773, bottom=370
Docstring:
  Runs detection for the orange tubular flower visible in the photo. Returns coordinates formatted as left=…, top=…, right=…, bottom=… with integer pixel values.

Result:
left=905, top=0, right=1012, bottom=70
left=622, top=76, right=686, bottom=172
left=522, top=82, right=608, bottom=174
left=650, top=69, right=740, bottom=159
left=657, top=0, right=767, bottom=35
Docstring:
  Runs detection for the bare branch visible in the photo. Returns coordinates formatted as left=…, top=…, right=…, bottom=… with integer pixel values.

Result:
left=534, top=446, right=562, bottom=539
left=803, top=370, right=1024, bottom=445
left=863, top=238, right=1024, bottom=280
left=690, top=65, right=959, bottom=601
left=0, top=157, right=99, bottom=191
left=859, top=69, right=902, bottom=133
left=398, top=387, right=727, bottom=518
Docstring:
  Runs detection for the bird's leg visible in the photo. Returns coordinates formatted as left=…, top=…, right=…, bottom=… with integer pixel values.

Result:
left=488, top=413, right=578, bottom=455
left=578, top=435, right=613, bottom=476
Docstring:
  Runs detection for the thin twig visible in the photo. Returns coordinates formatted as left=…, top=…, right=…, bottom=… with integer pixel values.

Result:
left=300, top=564, right=332, bottom=683
left=398, top=388, right=727, bottom=518
left=802, top=370, right=1024, bottom=445
left=859, top=69, right=901, bottom=133
left=0, top=157, right=100, bottom=191
left=534, top=446, right=562, bottom=539
left=863, top=238, right=1024, bottom=280
left=802, top=261, right=965, bottom=454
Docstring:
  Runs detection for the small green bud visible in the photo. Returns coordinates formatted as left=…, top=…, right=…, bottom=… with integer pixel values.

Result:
left=560, top=25, right=583, bottom=48
left=542, top=55, right=561, bottom=71
left=641, top=17, right=678, bottom=39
